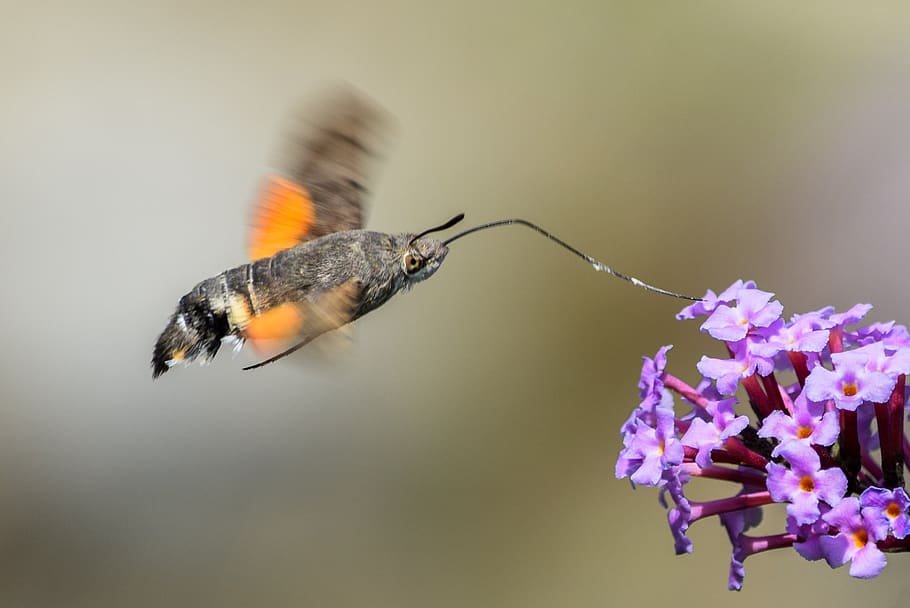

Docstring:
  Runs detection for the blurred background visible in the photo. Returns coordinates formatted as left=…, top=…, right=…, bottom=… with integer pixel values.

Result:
left=3, top=1, right=910, bottom=605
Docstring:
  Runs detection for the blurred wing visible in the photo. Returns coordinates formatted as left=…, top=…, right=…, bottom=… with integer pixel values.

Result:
left=248, top=86, right=391, bottom=261
left=242, top=280, right=363, bottom=370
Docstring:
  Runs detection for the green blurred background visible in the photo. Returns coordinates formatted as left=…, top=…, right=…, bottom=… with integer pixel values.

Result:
left=2, top=1, right=910, bottom=605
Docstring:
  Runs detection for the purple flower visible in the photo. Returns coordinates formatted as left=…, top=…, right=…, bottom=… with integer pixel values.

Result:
left=700, top=289, right=784, bottom=342
left=851, top=321, right=910, bottom=350
left=639, top=345, right=671, bottom=400
left=788, top=506, right=831, bottom=561
left=860, top=487, right=910, bottom=539
left=728, top=546, right=746, bottom=591
left=720, top=496, right=765, bottom=591
left=765, top=442, right=847, bottom=525
left=804, top=350, right=895, bottom=411
left=789, top=306, right=836, bottom=330
left=680, top=398, right=749, bottom=468
left=621, top=388, right=674, bottom=438
left=616, top=406, right=683, bottom=486
left=820, top=497, right=888, bottom=579
left=676, top=279, right=756, bottom=320
left=851, top=342, right=910, bottom=376
left=828, top=303, right=873, bottom=328
left=632, top=346, right=672, bottom=422
left=697, top=340, right=774, bottom=396
left=751, top=316, right=830, bottom=358
left=757, top=392, right=839, bottom=456
left=664, top=468, right=694, bottom=555
left=621, top=346, right=675, bottom=435
left=616, top=280, right=910, bottom=589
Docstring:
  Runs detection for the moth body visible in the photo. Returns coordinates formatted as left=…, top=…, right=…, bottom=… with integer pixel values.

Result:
left=152, top=230, right=448, bottom=377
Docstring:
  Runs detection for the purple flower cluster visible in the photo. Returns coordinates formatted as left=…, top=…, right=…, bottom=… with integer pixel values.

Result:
left=616, top=280, right=910, bottom=590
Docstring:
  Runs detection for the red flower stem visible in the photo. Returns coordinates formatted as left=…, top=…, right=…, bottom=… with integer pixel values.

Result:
left=776, top=386, right=795, bottom=416
left=737, top=533, right=797, bottom=557
left=874, top=400, right=895, bottom=487
left=812, top=445, right=840, bottom=471
left=760, top=373, right=787, bottom=413
left=787, top=351, right=810, bottom=387
left=742, top=374, right=772, bottom=419
left=678, top=462, right=767, bottom=486
left=689, top=491, right=775, bottom=521
left=675, top=418, right=692, bottom=436
left=725, top=343, right=773, bottom=417
left=879, top=536, right=910, bottom=552
left=828, top=329, right=861, bottom=489
left=860, top=452, right=883, bottom=484
left=875, top=376, right=905, bottom=488
left=828, top=328, right=844, bottom=354
left=663, top=373, right=709, bottom=410
left=857, top=470, right=878, bottom=488
left=839, top=409, right=861, bottom=491
left=722, top=436, right=769, bottom=469
left=704, top=449, right=753, bottom=467
left=889, top=375, right=905, bottom=488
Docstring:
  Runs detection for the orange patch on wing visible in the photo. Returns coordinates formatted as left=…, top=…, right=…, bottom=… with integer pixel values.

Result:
left=243, top=303, right=305, bottom=351
left=248, top=175, right=315, bottom=261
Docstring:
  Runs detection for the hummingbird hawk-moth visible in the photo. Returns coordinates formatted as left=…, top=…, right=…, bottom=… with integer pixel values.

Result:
left=152, top=87, right=699, bottom=378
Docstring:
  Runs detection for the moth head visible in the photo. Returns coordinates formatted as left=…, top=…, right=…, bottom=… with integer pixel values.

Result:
left=397, top=213, right=464, bottom=283
left=400, top=237, right=448, bottom=283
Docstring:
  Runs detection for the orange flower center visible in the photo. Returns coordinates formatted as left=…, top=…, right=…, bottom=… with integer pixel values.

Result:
left=886, top=501, right=901, bottom=518
left=842, top=382, right=858, bottom=397
left=797, top=426, right=812, bottom=439
left=853, top=529, right=868, bottom=548
left=799, top=476, right=815, bottom=492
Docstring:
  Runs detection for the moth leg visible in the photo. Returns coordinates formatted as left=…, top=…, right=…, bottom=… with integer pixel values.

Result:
left=242, top=335, right=319, bottom=370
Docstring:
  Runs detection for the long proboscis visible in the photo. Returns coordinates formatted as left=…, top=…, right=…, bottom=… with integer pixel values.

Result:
left=443, top=218, right=702, bottom=301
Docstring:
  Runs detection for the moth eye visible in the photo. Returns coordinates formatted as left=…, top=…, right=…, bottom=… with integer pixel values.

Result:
left=404, top=253, right=424, bottom=274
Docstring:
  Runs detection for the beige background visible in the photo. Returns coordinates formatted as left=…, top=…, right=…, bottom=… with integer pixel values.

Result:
left=2, top=2, right=910, bottom=606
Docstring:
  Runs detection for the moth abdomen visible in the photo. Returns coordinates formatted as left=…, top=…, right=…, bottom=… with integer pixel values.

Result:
left=151, top=281, right=232, bottom=378
left=151, top=257, right=307, bottom=378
